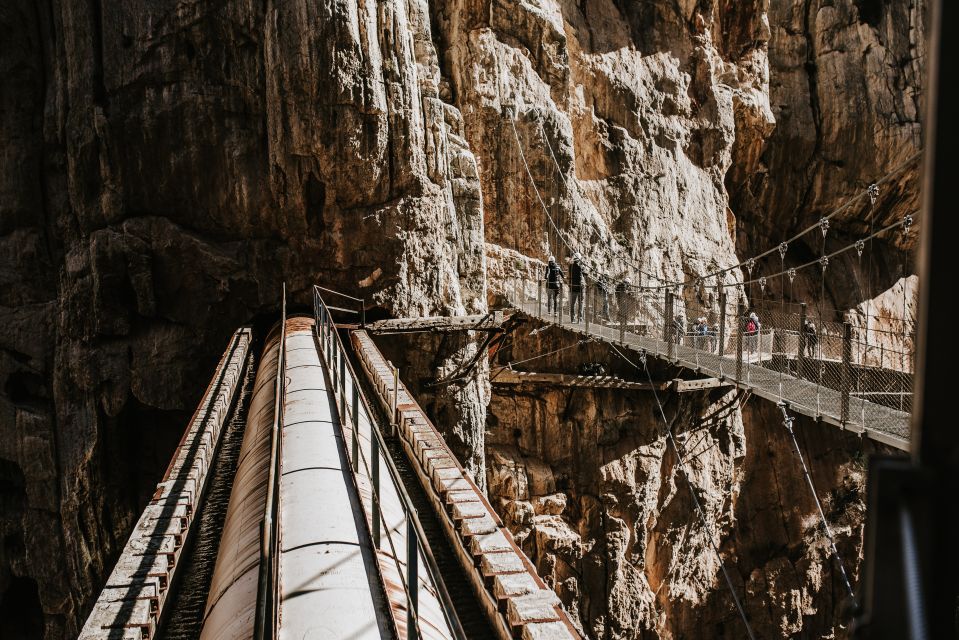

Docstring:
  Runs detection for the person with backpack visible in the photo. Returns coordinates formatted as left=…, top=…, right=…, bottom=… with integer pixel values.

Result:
left=745, top=312, right=760, bottom=355
left=569, top=252, right=585, bottom=322
left=544, top=255, right=564, bottom=316
left=802, top=318, right=818, bottom=358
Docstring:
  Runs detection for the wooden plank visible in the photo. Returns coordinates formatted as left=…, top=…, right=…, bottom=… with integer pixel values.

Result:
left=670, top=377, right=730, bottom=392
left=367, top=311, right=504, bottom=334
left=490, top=370, right=666, bottom=390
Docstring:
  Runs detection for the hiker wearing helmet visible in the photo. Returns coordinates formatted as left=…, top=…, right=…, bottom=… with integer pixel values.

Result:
left=544, top=255, right=564, bottom=316
left=745, top=311, right=761, bottom=356
left=569, top=252, right=584, bottom=322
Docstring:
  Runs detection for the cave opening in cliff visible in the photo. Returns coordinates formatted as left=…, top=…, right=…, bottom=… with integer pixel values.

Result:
left=0, top=576, right=43, bottom=640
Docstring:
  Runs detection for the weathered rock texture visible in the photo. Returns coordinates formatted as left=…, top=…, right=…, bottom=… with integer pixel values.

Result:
left=435, top=0, right=772, bottom=291
left=0, top=0, right=486, bottom=635
left=0, top=0, right=925, bottom=636
left=487, top=323, right=887, bottom=638
left=730, top=0, right=925, bottom=314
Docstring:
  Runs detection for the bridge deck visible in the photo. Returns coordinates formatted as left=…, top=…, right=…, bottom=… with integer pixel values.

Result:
left=511, top=300, right=910, bottom=451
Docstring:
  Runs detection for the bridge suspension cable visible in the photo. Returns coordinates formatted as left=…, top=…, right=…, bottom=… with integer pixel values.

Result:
left=776, top=402, right=859, bottom=607
left=632, top=347, right=758, bottom=640
left=647, top=151, right=922, bottom=290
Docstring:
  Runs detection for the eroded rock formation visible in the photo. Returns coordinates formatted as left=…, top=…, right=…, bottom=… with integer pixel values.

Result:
left=486, top=323, right=884, bottom=638
left=0, top=0, right=924, bottom=637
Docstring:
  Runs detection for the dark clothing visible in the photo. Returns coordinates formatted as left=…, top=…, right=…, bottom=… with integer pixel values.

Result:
left=569, top=262, right=584, bottom=290
left=595, top=277, right=610, bottom=319
left=547, top=288, right=559, bottom=314
left=545, top=262, right=562, bottom=290
left=570, top=289, right=583, bottom=322
left=802, top=322, right=818, bottom=357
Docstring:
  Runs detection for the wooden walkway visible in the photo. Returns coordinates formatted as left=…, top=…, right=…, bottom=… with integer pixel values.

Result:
left=511, top=301, right=910, bottom=451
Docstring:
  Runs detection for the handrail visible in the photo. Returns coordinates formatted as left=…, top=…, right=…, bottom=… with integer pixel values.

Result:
left=313, top=285, right=466, bottom=640
left=254, top=284, right=286, bottom=640
left=315, top=285, right=366, bottom=325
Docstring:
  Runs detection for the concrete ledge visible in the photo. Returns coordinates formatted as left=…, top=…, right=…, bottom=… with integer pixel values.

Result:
left=79, top=329, right=251, bottom=640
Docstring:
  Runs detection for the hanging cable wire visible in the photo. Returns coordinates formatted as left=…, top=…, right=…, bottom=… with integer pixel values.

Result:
left=629, top=347, right=758, bottom=640
left=776, top=401, right=858, bottom=607
left=489, top=336, right=595, bottom=382
left=642, top=152, right=921, bottom=290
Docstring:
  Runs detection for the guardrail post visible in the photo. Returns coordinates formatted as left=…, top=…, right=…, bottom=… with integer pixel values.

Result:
left=798, top=302, right=807, bottom=378
left=736, top=301, right=744, bottom=380
left=665, top=290, right=675, bottom=358
left=718, top=292, right=727, bottom=356
left=584, top=278, right=591, bottom=333
left=558, top=285, right=564, bottom=323
left=339, top=347, right=347, bottom=419
left=537, top=278, right=542, bottom=317
left=841, top=322, right=852, bottom=423
left=407, top=517, right=419, bottom=640
left=361, top=298, right=366, bottom=328
left=351, top=382, right=359, bottom=472
left=371, top=431, right=381, bottom=547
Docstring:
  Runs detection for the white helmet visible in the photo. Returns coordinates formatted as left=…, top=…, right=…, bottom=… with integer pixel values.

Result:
left=548, top=255, right=556, bottom=263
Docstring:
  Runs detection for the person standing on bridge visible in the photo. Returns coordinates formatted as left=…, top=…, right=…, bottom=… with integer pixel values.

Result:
left=544, top=255, right=564, bottom=316
left=615, top=277, right=630, bottom=326
left=802, top=318, right=818, bottom=358
left=569, top=252, right=585, bottom=322
left=745, top=311, right=760, bottom=356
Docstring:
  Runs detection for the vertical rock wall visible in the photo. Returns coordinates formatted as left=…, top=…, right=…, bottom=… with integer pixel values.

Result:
left=486, top=324, right=885, bottom=638
left=0, top=0, right=486, bottom=634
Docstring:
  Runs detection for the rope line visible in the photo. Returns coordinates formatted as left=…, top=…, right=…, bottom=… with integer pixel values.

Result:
left=634, top=348, right=758, bottom=640
left=776, top=402, right=859, bottom=607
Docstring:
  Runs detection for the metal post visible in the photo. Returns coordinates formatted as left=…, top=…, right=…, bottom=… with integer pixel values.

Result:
left=537, top=278, right=542, bottom=317
left=718, top=292, right=727, bottom=356
left=361, top=298, right=366, bottom=328
left=619, top=293, right=626, bottom=343
left=558, top=285, right=564, bottom=323
left=371, top=432, right=381, bottom=547
left=736, top=301, right=744, bottom=381
left=665, top=290, right=675, bottom=358
left=798, top=302, right=807, bottom=378
left=407, top=517, right=419, bottom=640
left=351, top=383, right=359, bottom=472
left=339, top=347, right=346, bottom=419
left=841, top=322, right=852, bottom=424
left=584, top=278, right=591, bottom=334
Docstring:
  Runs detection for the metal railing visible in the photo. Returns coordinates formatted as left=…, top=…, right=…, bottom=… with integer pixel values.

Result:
left=507, top=273, right=913, bottom=448
left=254, top=284, right=286, bottom=640
left=313, top=285, right=466, bottom=640
left=315, top=285, right=366, bottom=326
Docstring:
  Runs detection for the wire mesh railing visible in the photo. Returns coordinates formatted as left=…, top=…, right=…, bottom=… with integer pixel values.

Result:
left=313, top=286, right=466, bottom=640
left=506, top=272, right=912, bottom=448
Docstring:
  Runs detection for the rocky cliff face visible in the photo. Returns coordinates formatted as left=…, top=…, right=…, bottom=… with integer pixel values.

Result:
left=730, top=0, right=924, bottom=312
left=0, top=0, right=923, bottom=636
left=487, top=324, right=884, bottom=638
left=0, top=0, right=486, bottom=634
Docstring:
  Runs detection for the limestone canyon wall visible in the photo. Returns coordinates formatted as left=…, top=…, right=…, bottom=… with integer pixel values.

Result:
left=0, top=0, right=486, bottom=635
left=0, top=0, right=924, bottom=637
left=487, top=324, right=889, bottom=638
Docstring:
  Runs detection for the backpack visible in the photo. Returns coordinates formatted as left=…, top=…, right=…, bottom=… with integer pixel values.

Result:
left=746, top=319, right=757, bottom=333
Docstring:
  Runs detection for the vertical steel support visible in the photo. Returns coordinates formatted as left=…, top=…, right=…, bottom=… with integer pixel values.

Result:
left=584, top=278, right=591, bottom=333
left=340, top=347, right=346, bottom=394
left=798, top=302, right=807, bottom=377
left=619, top=295, right=626, bottom=344
left=371, top=432, right=381, bottom=547
left=718, top=292, right=727, bottom=356
left=841, top=322, right=852, bottom=424
left=351, top=382, right=359, bottom=472
left=407, top=518, right=419, bottom=640
left=665, top=290, right=675, bottom=358
left=558, top=285, right=564, bottom=323
left=736, top=301, right=744, bottom=381
left=537, top=278, right=542, bottom=317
